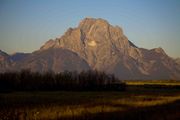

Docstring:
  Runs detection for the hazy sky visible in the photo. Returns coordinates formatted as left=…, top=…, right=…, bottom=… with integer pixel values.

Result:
left=0, top=0, right=180, bottom=58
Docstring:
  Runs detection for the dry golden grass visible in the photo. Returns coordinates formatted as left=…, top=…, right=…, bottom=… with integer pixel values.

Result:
left=26, top=105, right=123, bottom=119
left=1, top=90, right=180, bottom=120
left=25, top=95, right=180, bottom=119
left=125, top=80, right=180, bottom=86
left=1, top=81, right=180, bottom=120
left=112, top=95, right=180, bottom=107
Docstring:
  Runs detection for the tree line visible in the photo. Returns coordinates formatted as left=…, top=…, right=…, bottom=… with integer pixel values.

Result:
left=0, top=70, right=126, bottom=92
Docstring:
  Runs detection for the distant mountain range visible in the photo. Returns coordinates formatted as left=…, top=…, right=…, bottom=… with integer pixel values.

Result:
left=1, top=18, right=180, bottom=80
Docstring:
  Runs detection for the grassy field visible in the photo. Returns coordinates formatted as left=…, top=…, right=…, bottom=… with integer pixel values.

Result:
left=125, top=80, right=180, bottom=86
left=0, top=81, right=180, bottom=120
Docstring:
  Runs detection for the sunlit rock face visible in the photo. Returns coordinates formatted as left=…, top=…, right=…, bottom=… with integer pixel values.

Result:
left=41, top=18, right=132, bottom=69
left=1, top=18, right=180, bottom=80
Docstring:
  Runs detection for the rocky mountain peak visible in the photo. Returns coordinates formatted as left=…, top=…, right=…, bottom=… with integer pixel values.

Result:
left=39, top=18, right=143, bottom=68
left=19, top=17, right=180, bottom=80
left=40, top=18, right=128, bottom=51
left=79, top=18, right=109, bottom=28
left=40, top=39, right=55, bottom=50
left=78, top=17, right=123, bottom=37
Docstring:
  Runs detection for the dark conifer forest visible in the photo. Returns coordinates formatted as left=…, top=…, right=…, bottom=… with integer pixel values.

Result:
left=0, top=70, right=126, bottom=92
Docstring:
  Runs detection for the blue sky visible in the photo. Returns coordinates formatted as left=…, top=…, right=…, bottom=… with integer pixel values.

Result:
left=0, top=0, right=180, bottom=58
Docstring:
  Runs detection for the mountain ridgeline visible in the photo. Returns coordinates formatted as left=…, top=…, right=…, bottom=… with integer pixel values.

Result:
left=1, top=18, right=180, bottom=80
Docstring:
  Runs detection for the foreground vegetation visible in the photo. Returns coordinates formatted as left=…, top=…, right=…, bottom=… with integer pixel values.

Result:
left=0, top=83, right=180, bottom=120
left=0, top=71, right=180, bottom=120
left=0, top=70, right=125, bottom=91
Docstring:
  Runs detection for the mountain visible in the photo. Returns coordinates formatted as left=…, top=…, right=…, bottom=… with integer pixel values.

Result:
left=9, top=52, right=30, bottom=62
left=39, top=18, right=180, bottom=80
left=175, top=58, right=180, bottom=65
left=0, top=50, right=12, bottom=72
left=0, top=18, right=180, bottom=80
left=0, top=50, right=9, bottom=62
left=11, top=48, right=90, bottom=73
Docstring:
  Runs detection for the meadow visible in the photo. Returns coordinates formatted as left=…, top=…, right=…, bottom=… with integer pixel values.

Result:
left=0, top=80, right=180, bottom=120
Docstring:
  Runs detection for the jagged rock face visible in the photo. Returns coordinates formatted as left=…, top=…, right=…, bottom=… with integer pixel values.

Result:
left=40, top=18, right=180, bottom=80
left=41, top=18, right=135, bottom=69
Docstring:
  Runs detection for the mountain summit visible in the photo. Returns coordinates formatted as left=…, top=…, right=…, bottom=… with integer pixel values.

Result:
left=41, top=18, right=137, bottom=69
left=1, top=18, right=180, bottom=80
